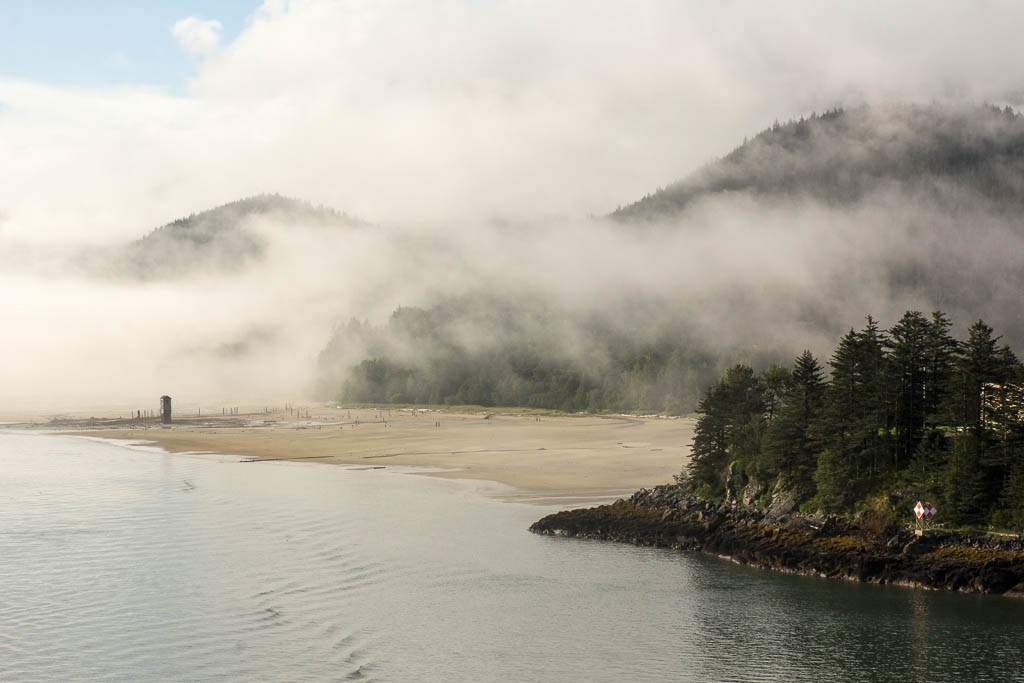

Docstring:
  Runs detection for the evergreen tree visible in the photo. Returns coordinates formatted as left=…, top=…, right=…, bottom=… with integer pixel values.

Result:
left=674, top=310, right=1024, bottom=528
left=951, top=320, right=1005, bottom=433
left=819, top=318, right=890, bottom=497
left=761, top=365, right=790, bottom=424
left=857, top=317, right=892, bottom=479
left=886, top=311, right=957, bottom=471
left=946, top=321, right=1024, bottom=522
left=688, top=365, right=765, bottom=500
left=762, top=351, right=825, bottom=497
left=924, top=311, right=959, bottom=423
left=943, top=433, right=988, bottom=525
left=999, top=455, right=1024, bottom=533
left=904, top=427, right=947, bottom=502
left=815, top=449, right=856, bottom=512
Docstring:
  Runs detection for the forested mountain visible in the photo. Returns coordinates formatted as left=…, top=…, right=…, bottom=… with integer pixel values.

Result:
left=318, top=104, right=1024, bottom=413
left=685, top=311, right=1024, bottom=530
left=85, top=194, right=363, bottom=280
left=68, top=105, right=1024, bottom=415
left=613, top=104, right=1024, bottom=220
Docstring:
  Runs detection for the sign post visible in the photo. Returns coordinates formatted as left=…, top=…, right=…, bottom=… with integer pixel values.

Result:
left=913, top=501, right=937, bottom=536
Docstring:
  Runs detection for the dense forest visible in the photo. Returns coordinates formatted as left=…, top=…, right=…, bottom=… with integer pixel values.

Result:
left=317, top=294, right=783, bottom=413
left=68, top=105, right=1024, bottom=414
left=81, top=194, right=363, bottom=280
left=318, top=105, right=1024, bottom=412
left=685, top=311, right=1024, bottom=530
left=614, top=104, right=1024, bottom=220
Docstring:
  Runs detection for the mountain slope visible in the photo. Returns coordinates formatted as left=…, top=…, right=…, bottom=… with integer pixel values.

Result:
left=317, top=103, right=1024, bottom=412
left=89, top=194, right=364, bottom=280
left=613, top=104, right=1024, bottom=220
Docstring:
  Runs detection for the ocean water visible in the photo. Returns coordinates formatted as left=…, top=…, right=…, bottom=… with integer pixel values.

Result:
left=1, top=432, right=1023, bottom=683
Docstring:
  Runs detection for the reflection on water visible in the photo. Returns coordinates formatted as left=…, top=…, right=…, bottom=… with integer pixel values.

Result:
left=1, top=432, right=1022, bottom=682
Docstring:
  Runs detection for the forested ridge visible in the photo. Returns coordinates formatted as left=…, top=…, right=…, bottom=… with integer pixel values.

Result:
left=318, top=104, right=1024, bottom=414
left=317, top=294, right=781, bottom=413
left=614, top=104, right=1024, bottom=220
left=80, top=105, right=1024, bottom=418
left=82, top=193, right=362, bottom=280
left=686, top=311, right=1024, bottom=530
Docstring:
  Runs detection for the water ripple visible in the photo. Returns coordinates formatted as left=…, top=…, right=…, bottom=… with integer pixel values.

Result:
left=3, top=433, right=1024, bottom=683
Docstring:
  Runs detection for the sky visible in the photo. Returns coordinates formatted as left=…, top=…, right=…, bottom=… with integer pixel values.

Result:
left=0, top=1, right=258, bottom=91
left=5, top=0, right=1024, bottom=246
left=5, top=1, right=1024, bottom=408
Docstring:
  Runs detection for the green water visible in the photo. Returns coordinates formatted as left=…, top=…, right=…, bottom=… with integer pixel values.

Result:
left=1, top=432, right=1021, bottom=682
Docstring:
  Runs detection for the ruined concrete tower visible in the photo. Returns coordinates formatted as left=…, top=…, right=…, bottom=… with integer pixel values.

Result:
left=160, top=395, right=172, bottom=424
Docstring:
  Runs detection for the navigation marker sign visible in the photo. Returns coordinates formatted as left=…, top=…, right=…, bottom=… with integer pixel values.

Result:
left=913, top=500, right=936, bottom=536
left=914, top=501, right=937, bottom=519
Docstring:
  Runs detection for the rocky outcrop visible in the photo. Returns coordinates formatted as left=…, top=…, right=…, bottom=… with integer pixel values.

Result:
left=529, top=484, right=1024, bottom=596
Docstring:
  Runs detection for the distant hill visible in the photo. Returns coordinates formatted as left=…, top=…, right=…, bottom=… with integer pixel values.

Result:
left=318, top=103, right=1024, bottom=413
left=613, top=104, right=1024, bottom=220
left=315, top=291, right=762, bottom=413
left=87, top=194, right=364, bottom=280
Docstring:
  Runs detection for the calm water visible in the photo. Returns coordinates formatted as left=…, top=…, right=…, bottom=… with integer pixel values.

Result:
left=1, top=433, right=1023, bottom=682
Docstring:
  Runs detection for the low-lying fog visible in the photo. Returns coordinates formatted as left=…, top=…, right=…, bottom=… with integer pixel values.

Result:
left=3, top=176, right=1024, bottom=411
left=4, top=1, right=1024, bottom=411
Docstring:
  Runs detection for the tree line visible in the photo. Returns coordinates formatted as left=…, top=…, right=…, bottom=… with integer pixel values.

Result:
left=686, top=311, right=1024, bottom=530
left=317, top=296, right=784, bottom=414
left=614, top=104, right=1024, bottom=221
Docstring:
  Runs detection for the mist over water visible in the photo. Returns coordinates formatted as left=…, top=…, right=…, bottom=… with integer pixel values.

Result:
left=5, top=5, right=1024, bottom=682
left=6, top=147, right=1024, bottom=411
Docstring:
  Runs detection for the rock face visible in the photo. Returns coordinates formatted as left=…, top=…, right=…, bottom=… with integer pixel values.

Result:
left=529, top=485, right=1024, bottom=596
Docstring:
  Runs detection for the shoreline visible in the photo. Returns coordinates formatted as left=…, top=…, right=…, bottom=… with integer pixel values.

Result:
left=530, top=484, right=1024, bottom=596
left=11, top=406, right=695, bottom=505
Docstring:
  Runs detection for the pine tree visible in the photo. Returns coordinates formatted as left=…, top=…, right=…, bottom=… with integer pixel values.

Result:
left=999, top=454, right=1024, bottom=533
left=946, top=320, right=1024, bottom=522
left=815, top=448, right=855, bottom=512
left=923, top=311, right=959, bottom=423
left=761, top=365, right=790, bottom=424
left=943, top=433, right=987, bottom=525
left=885, top=311, right=958, bottom=473
left=762, top=351, right=825, bottom=497
left=819, top=318, right=890, bottom=497
left=680, top=311, right=1024, bottom=527
left=951, top=320, right=1008, bottom=434
left=688, top=365, right=765, bottom=500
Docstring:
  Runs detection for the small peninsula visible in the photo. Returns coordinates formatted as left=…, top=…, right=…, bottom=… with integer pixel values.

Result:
left=533, top=310, right=1024, bottom=596
left=530, top=484, right=1024, bottom=596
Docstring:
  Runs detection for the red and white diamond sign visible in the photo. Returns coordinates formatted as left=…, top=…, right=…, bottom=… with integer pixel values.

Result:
left=914, top=501, right=937, bottom=519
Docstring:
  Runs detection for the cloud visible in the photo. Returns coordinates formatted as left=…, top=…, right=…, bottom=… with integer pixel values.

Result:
left=5, top=1, right=1024, bottom=243
left=5, top=1, right=1024, bottom=407
left=172, top=16, right=223, bottom=59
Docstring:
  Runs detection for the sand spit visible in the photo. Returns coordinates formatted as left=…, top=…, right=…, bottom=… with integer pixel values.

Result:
left=16, top=406, right=694, bottom=505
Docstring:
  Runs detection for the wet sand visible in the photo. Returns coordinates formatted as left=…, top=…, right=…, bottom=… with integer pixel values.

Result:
left=49, top=406, right=694, bottom=505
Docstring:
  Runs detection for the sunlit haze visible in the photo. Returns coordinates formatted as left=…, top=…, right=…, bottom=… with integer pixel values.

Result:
left=4, top=1, right=1024, bottom=409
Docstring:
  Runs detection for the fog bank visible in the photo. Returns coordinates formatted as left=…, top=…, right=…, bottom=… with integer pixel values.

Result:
left=4, top=3, right=1024, bottom=409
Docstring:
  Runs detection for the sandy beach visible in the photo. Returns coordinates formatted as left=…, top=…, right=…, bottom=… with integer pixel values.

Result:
left=24, top=405, right=694, bottom=505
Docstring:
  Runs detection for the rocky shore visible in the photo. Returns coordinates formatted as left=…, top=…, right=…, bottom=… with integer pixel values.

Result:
left=530, top=484, right=1024, bottom=596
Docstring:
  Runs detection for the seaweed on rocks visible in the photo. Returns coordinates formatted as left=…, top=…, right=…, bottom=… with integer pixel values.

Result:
left=529, top=484, right=1024, bottom=596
